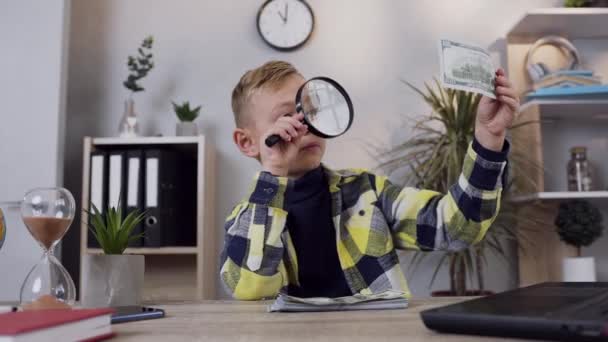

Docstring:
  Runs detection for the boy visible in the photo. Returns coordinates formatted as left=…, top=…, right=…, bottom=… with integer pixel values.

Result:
left=220, top=61, right=518, bottom=300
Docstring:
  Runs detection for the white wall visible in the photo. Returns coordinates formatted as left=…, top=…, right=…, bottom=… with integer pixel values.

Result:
left=0, top=0, right=70, bottom=301
left=64, top=0, right=561, bottom=299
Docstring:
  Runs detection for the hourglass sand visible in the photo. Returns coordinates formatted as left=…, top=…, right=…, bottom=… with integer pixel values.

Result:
left=20, top=187, right=76, bottom=309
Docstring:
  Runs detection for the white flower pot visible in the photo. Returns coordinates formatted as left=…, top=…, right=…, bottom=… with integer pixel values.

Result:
left=562, top=256, right=596, bottom=282
left=176, top=122, right=198, bottom=136
left=81, top=254, right=145, bottom=307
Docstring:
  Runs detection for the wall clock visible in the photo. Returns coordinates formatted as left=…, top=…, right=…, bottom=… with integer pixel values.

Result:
left=257, top=0, right=315, bottom=51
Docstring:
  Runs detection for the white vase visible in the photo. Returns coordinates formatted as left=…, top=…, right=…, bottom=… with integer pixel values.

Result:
left=562, top=256, right=596, bottom=282
left=81, top=254, right=145, bottom=307
left=118, top=98, right=140, bottom=138
left=176, top=122, right=198, bottom=136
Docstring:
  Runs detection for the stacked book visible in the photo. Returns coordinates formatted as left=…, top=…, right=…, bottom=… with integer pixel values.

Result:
left=531, top=70, right=601, bottom=90
left=525, top=70, right=608, bottom=100
left=0, top=308, right=114, bottom=341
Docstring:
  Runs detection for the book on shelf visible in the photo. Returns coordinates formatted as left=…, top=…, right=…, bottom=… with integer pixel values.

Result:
left=525, top=84, right=608, bottom=100
left=531, top=74, right=601, bottom=91
left=87, top=145, right=197, bottom=249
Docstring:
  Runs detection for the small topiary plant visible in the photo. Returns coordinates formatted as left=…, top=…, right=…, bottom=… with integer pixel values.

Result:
left=554, top=199, right=604, bottom=257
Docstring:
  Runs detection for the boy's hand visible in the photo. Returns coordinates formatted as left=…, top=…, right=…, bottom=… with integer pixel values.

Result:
left=260, top=113, right=308, bottom=177
left=475, top=68, right=520, bottom=152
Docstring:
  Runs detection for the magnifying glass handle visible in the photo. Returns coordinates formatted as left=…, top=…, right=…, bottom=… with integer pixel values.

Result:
left=265, top=134, right=282, bottom=147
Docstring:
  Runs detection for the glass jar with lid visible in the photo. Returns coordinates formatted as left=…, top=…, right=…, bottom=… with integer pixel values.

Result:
left=567, top=146, right=594, bottom=192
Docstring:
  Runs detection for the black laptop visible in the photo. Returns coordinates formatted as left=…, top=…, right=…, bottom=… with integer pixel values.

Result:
left=421, top=282, right=608, bottom=341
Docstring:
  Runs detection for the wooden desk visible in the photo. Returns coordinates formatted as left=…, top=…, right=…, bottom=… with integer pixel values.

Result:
left=113, top=298, right=528, bottom=341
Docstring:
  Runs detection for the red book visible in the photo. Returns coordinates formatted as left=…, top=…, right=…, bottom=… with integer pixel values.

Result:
left=0, top=308, right=114, bottom=342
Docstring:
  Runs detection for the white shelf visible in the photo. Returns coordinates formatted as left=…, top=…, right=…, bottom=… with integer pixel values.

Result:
left=80, top=135, right=217, bottom=299
left=92, top=136, right=202, bottom=145
left=86, top=247, right=199, bottom=255
left=507, top=8, right=608, bottom=39
left=520, top=98, right=608, bottom=121
left=511, top=191, right=608, bottom=202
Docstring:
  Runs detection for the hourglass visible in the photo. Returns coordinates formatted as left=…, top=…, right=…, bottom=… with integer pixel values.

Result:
left=20, top=187, right=76, bottom=307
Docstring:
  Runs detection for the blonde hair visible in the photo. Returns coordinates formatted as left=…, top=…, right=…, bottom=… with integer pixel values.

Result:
left=231, top=60, right=301, bottom=127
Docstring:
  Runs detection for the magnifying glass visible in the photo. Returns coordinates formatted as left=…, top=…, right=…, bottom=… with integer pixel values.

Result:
left=265, top=77, right=354, bottom=147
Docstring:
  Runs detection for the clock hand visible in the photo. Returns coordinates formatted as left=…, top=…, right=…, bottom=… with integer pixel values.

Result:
left=285, top=2, right=289, bottom=22
left=277, top=9, right=286, bottom=23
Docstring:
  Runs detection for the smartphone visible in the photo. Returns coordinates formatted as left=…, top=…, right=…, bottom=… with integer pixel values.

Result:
left=111, top=306, right=165, bottom=324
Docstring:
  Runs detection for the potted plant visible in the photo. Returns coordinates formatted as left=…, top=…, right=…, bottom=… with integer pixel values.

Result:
left=81, top=203, right=146, bottom=307
left=377, top=79, right=542, bottom=296
left=173, top=101, right=202, bottom=136
left=564, top=0, right=608, bottom=7
left=555, top=199, right=604, bottom=281
left=119, top=35, right=154, bottom=138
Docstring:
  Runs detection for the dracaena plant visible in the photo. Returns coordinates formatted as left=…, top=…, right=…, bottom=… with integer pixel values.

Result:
left=376, top=79, right=543, bottom=295
left=86, top=202, right=146, bottom=255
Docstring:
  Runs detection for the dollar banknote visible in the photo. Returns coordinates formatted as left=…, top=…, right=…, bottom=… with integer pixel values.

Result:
left=439, top=39, right=496, bottom=99
left=281, top=289, right=405, bottom=305
left=268, top=290, right=408, bottom=312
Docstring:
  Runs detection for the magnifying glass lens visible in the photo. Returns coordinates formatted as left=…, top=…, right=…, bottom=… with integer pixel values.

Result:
left=265, top=77, right=353, bottom=147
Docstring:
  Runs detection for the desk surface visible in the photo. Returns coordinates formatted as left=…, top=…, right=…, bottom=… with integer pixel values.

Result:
left=113, top=298, right=527, bottom=341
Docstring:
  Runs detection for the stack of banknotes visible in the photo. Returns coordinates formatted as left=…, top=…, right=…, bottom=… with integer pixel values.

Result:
left=268, top=290, right=408, bottom=313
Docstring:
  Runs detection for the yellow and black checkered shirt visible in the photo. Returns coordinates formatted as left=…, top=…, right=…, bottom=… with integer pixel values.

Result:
left=220, top=139, right=509, bottom=300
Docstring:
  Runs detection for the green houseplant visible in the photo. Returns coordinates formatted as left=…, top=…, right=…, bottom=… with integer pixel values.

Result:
left=119, top=36, right=155, bottom=138
left=81, top=203, right=147, bottom=307
left=173, top=101, right=202, bottom=136
left=555, top=199, right=604, bottom=281
left=564, top=0, right=590, bottom=6
left=87, top=203, right=146, bottom=254
left=564, top=0, right=608, bottom=6
left=377, top=79, right=541, bottom=296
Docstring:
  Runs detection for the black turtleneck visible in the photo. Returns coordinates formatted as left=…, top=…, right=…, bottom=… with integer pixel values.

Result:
left=284, top=166, right=352, bottom=298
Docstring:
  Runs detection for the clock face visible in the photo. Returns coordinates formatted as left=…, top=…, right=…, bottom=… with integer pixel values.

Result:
left=257, top=0, right=314, bottom=51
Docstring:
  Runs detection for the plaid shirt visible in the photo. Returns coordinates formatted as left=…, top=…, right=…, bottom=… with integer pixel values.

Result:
left=220, top=139, right=509, bottom=300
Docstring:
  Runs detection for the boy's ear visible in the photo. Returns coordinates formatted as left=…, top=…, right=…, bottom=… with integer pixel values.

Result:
left=233, top=128, right=260, bottom=158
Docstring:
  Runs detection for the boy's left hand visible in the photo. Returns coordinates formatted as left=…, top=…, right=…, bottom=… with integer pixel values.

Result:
left=475, top=68, right=520, bottom=152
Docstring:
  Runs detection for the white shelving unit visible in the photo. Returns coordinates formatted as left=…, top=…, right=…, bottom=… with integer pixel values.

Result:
left=508, top=8, right=608, bottom=39
left=79, top=135, right=217, bottom=300
left=512, top=191, right=608, bottom=203
left=507, top=8, right=608, bottom=287
left=92, top=136, right=202, bottom=145
left=520, top=98, right=608, bottom=121
left=86, top=247, right=200, bottom=255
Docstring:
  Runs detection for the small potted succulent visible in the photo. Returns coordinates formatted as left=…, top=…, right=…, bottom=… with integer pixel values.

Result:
left=173, top=101, right=202, bottom=136
left=119, top=35, right=154, bottom=138
left=81, top=203, right=146, bottom=307
left=555, top=200, right=604, bottom=281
